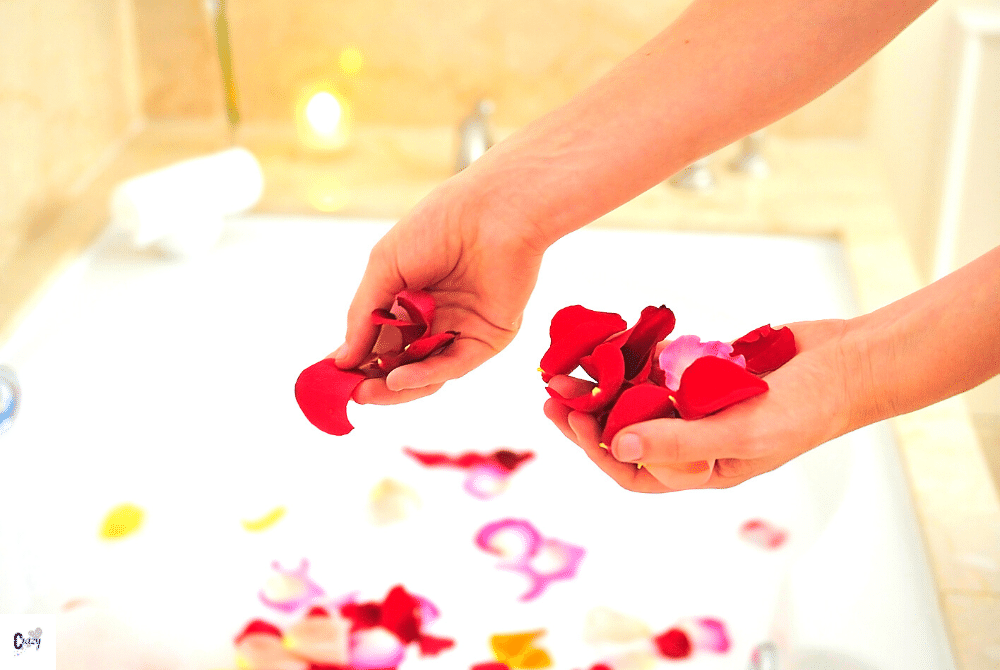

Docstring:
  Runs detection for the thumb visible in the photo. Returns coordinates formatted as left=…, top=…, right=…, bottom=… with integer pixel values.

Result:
left=607, top=414, right=749, bottom=489
left=334, top=249, right=406, bottom=369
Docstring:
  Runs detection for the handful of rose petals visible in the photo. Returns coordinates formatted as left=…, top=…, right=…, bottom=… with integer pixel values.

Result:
left=540, top=305, right=796, bottom=446
left=296, top=289, right=458, bottom=435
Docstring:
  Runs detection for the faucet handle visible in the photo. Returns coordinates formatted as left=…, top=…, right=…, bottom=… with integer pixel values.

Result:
left=455, top=99, right=496, bottom=172
left=728, top=129, right=770, bottom=177
left=668, top=157, right=716, bottom=191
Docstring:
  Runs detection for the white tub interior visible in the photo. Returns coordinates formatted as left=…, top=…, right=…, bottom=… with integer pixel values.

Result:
left=0, top=216, right=955, bottom=669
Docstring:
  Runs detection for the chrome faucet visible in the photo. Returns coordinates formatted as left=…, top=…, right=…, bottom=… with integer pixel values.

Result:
left=668, top=156, right=716, bottom=191
left=455, top=99, right=496, bottom=172
left=0, top=365, right=20, bottom=435
left=728, top=129, right=770, bottom=177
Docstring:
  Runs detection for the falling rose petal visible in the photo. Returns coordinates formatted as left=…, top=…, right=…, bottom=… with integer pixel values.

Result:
left=475, top=518, right=543, bottom=563
left=259, top=559, right=325, bottom=614
left=582, top=606, right=652, bottom=644
left=539, top=306, right=627, bottom=382
left=600, top=384, right=676, bottom=447
left=295, top=359, right=366, bottom=436
left=683, top=617, right=732, bottom=654
left=657, top=335, right=746, bottom=392
left=348, top=627, right=406, bottom=670
left=606, top=305, right=676, bottom=382
left=731, top=324, right=797, bottom=375
left=369, top=478, right=421, bottom=525
left=653, top=628, right=692, bottom=659
left=547, top=342, right=625, bottom=412
left=464, top=464, right=512, bottom=500
left=490, top=630, right=552, bottom=669
left=673, top=356, right=769, bottom=420
left=283, top=610, right=350, bottom=665
left=739, top=519, right=788, bottom=549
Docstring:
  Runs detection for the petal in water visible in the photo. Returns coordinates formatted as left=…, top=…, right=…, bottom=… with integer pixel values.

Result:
left=684, top=617, right=732, bottom=654
left=653, top=628, right=692, bottom=659
left=348, top=627, right=406, bottom=670
left=464, top=464, right=513, bottom=500
left=582, top=606, right=652, bottom=644
left=259, top=559, right=325, bottom=614
left=739, top=519, right=788, bottom=549
left=475, top=518, right=542, bottom=563
left=369, top=478, right=421, bottom=525
left=282, top=608, right=350, bottom=665
left=490, top=630, right=552, bottom=669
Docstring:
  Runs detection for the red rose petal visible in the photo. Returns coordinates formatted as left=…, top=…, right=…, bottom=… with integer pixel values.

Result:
left=607, top=305, right=676, bottom=382
left=539, top=306, right=627, bottom=382
left=471, top=664, right=510, bottom=670
left=295, top=360, right=366, bottom=436
left=235, top=619, right=283, bottom=645
left=380, top=585, right=422, bottom=644
left=547, top=342, right=625, bottom=413
left=340, top=602, right=382, bottom=631
left=417, top=634, right=455, bottom=655
left=673, top=356, right=769, bottom=420
left=654, top=627, right=692, bottom=659
left=600, top=384, right=676, bottom=446
left=395, top=289, right=435, bottom=327
left=403, top=448, right=533, bottom=473
left=377, top=331, right=458, bottom=372
left=731, top=324, right=796, bottom=375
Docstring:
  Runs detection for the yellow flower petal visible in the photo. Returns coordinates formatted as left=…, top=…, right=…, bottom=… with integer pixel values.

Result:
left=241, top=506, right=286, bottom=532
left=100, top=503, right=144, bottom=539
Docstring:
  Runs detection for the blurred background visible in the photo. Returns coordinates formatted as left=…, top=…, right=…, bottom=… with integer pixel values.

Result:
left=0, top=0, right=997, bottom=480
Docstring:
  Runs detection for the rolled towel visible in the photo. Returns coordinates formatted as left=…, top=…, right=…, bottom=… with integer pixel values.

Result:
left=110, top=147, right=264, bottom=255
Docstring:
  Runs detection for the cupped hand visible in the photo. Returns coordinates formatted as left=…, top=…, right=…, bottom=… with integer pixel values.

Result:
left=543, top=319, right=858, bottom=491
left=334, top=172, right=547, bottom=405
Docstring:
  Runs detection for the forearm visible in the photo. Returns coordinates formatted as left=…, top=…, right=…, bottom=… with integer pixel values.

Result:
left=844, top=245, right=1000, bottom=430
left=466, top=0, right=936, bottom=246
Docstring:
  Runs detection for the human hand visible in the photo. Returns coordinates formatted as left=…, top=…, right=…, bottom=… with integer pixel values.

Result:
left=333, top=172, right=546, bottom=405
left=543, top=319, right=856, bottom=491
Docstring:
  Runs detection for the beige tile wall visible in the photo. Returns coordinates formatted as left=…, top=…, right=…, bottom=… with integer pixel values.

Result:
left=134, top=0, right=871, bottom=134
left=0, top=0, right=140, bottom=271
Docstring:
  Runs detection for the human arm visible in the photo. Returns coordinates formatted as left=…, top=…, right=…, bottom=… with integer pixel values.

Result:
left=335, top=0, right=939, bottom=403
left=544, top=245, right=1000, bottom=491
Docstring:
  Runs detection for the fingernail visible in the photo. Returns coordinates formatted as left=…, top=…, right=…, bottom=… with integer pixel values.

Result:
left=613, top=433, right=643, bottom=462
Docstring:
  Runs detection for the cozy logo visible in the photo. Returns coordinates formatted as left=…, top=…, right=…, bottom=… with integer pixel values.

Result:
left=12, top=628, right=42, bottom=656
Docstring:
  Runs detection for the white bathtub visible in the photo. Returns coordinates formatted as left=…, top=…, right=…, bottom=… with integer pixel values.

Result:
left=0, top=216, right=955, bottom=669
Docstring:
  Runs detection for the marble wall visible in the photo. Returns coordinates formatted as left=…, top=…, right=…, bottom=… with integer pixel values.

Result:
left=133, top=0, right=871, bottom=134
left=0, top=0, right=140, bottom=271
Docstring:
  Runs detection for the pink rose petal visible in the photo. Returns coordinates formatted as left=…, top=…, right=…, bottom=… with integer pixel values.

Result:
left=258, top=559, right=325, bottom=614
left=658, top=335, right=746, bottom=392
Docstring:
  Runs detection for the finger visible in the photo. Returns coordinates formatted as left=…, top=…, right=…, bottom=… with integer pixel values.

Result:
left=542, top=398, right=578, bottom=444
left=607, top=401, right=760, bottom=466
left=336, top=244, right=406, bottom=369
left=353, top=378, right=445, bottom=405
left=546, top=374, right=595, bottom=398
left=384, top=337, right=496, bottom=391
left=566, top=411, right=671, bottom=494
left=643, top=460, right=715, bottom=490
